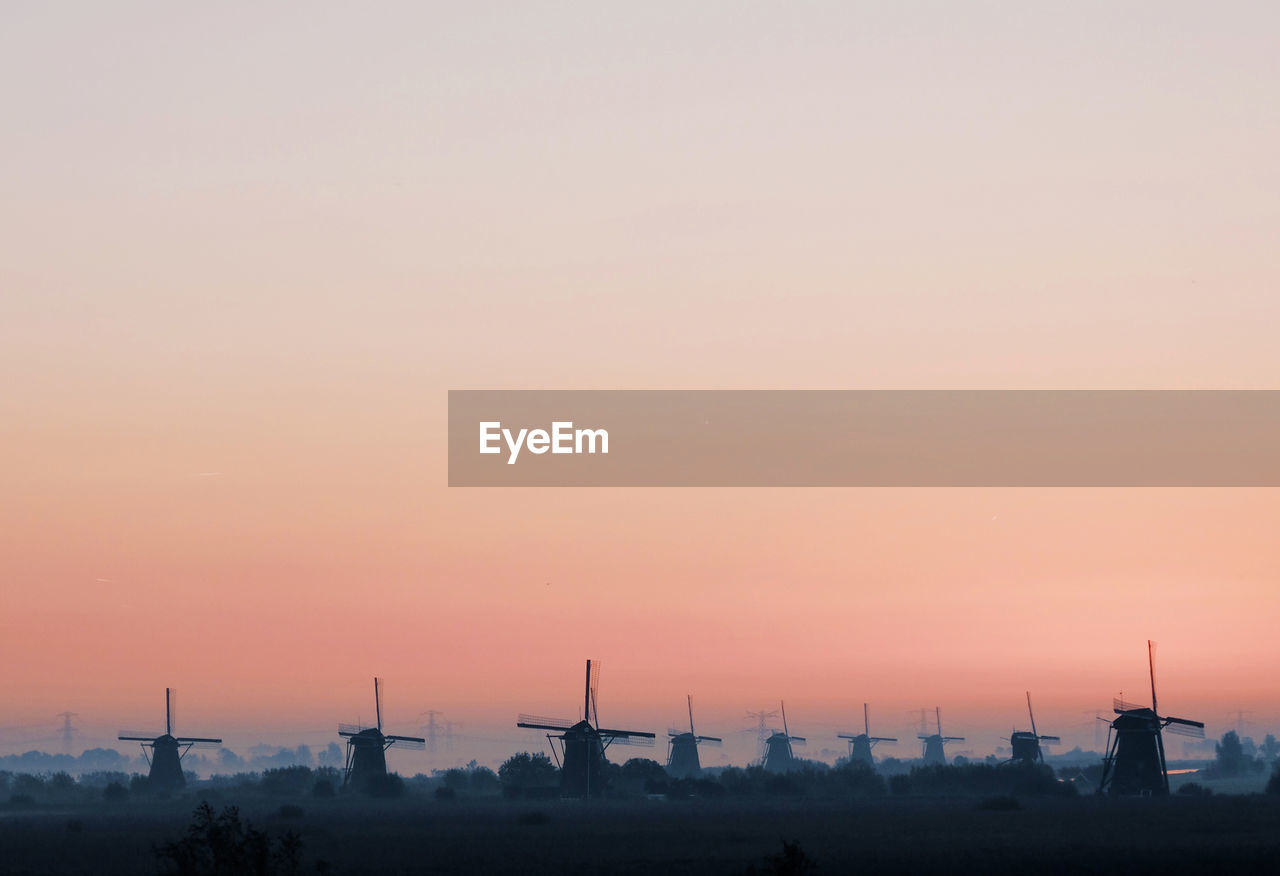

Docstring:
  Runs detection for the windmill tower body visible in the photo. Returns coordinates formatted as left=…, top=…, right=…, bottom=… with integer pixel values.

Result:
left=666, top=733, right=701, bottom=777
left=848, top=736, right=875, bottom=765
left=560, top=721, right=609, bottom=797
left=517, top=660, right=655, bottom=798
left=339, top=678, right=425, bottom=791
left=1099, top=642, right=1203, bottom=796
left=148, top=735, right=186, bottom=790
left=921, top=735, right=947, bottom=766
left=118, top=688, right=221, bottom=793
left=762, top=732, right=796, bottom=772
left=345, top=729, right=390, bottom=788
left=1104, top=709, right=1168, bottom=794
left=1008, top=732, right=1043, bottom=762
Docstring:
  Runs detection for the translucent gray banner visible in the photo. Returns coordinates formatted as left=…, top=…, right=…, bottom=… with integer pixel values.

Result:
left=448, top=391, right=1280, bottom=486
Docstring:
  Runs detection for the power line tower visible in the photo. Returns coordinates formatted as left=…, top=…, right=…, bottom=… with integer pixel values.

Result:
left=56, top=712, right=79, bottom=753
left=1081, top=711, right=1106, bottom=750
left=1226, top=710, right=1256, bottom=738
left=419, top=710, right=444, bottom=755
left=744, top=708, right=779, bottom=762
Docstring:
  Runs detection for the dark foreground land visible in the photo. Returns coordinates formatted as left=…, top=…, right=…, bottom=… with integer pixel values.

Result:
left=3, top=793, right=1280, bottom=875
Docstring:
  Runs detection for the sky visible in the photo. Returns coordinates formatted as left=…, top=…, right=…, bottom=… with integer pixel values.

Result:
left=2, top=2, right=1278, bottom=770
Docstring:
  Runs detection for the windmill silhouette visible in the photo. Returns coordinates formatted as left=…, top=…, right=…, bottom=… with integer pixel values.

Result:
left=1008, top=692, right=1060, bottom=764
left=1099, top=641, right=1203, bottom=796
left=666, top=695, right=722, bottom=779
left=918, top=707, right=963, bottom=765
left=762, top=701, right=806, bottom=773
left=838, top=703, right=897, bottom=767
left=118, top=688, right=221, bottom=792
left=517, top=659, right=655, bottom=797
left=338, top=678, right=425, bottom=790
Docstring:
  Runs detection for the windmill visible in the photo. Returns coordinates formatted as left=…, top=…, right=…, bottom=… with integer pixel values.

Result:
left=1099, top=641, right=1204, bottom=796
left=918, top=707, right=964, bottom=765
left=338, top=677, right=425, bottom=790
left=762, top=701, right=806, bottom=773
left=118, top=688, right=221, bottom=792
left=1008, top=692, right=1060, bottom=764
left=838, top=703, right=897, bottom=767
left=666, top=695, right=722, bottom=779
left=517, top=659, right=655, bottom=797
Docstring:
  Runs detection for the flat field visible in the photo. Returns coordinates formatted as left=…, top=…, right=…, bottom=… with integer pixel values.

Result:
left=3, top=793, right=1279, bottom=875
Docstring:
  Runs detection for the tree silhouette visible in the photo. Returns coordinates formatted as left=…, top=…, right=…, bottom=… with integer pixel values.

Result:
left=1214, top=731, right=1247, bottom=777
left=498, top=752, right=558, bottom=792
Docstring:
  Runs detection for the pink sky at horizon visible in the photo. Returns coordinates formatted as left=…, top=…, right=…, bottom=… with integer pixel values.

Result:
left=2, top=2, right=1279, bottom=764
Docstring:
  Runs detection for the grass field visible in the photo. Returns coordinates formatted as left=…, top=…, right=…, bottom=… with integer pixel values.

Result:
left=3, top=791, right=1280, bottom=875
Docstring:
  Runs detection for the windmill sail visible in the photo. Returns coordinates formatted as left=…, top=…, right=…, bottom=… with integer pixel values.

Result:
left=340, top=677, right=424, bottom=790
left=667, top=695, right=721, bottom=777
left=117, top=688, right=221, bottom=793
left=839, top=703, right=897, bottom=766
left=517, top=659, right=655, bottom=797
left=1099, top=641, right=1204, bottom=795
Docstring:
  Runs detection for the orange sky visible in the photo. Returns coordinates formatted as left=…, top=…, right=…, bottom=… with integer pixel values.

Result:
left=2, top=2, right=1279, bottom=767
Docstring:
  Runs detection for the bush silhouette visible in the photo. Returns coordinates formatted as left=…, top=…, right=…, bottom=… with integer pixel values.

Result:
left=747, top=839, right=817, bottom=875
left=155, top=802, right=303, bottom=876
left=498, top=752, right=559, bottom=793
left=364, top=773, right=404, bottom=799
left=260, top=766, right=313, bottom=797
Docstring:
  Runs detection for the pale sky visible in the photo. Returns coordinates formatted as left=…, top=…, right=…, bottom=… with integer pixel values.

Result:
left=2, top=2, right=1278, bottom=768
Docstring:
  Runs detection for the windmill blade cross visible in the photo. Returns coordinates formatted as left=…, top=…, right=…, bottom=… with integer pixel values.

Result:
left=599, top=728, right=656, bottom=740
left=1164, top=717, right=1205, bottom=738
left=603, top=731, right=656, bottom=747
left=1114, top=697, right=1145, bottom=713
left=517, top=714, right=574, bottom=730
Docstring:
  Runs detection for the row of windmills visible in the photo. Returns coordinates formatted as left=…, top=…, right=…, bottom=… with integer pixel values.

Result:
left=115, top=643, right=1204, bottom=799
left=117, top=679, right=427, bottom=793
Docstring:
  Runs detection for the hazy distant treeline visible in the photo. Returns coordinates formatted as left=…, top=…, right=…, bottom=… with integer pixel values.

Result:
left=6, top=754, right=1280, bottom=810
left=0, top=742, right=347, bottom=778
